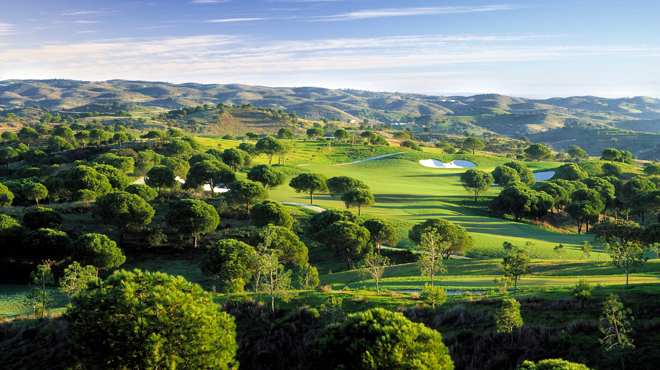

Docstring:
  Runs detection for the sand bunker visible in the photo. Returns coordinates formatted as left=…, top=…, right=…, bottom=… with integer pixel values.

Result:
left=419, top=159, right=477, bottom=169
left=533, top=171, right=555, bottom=181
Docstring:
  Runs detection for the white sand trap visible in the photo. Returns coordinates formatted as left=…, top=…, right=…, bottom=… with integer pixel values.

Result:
left=419, top=159, right=477, bottom=169
left=534, top=171, right=555, bottom=181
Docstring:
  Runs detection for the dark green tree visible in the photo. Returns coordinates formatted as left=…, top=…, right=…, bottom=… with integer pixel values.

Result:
left=460, top=169, right=493, bottom=203
left=225, top=180, right=268, bottom=216
left=462, top=137, right=485, bottom=154
left=300, top=308, right=453, bottom=370
left=609, top=242, right=647, bottom=289
left=361, top=218, right=399, bottom=255
left=68, top=233, right=126, bottom=276
left=565, top=201, right=600, bottom=233
left=568, top=146, right=588, bottom=162
left=341, top=188, right=375, bottom=215
left=333, top=129, right=349, bottom=142
left=165, top=139, right=194, bottom=159
left=165, top=199, right=220, bottom=248
left=0, top=183, right=14, bottom=206
left=21, top=228, right=71, bottom=260
left=318, top=221, right=371, bottom=270
left=64, top=165, right=112, bottom=197
left=524, top=143, right=552, bottom=162
left=145, top=165, right=175, bottom=195
left=185, top=160, right=236, bottom=196
left=601, top=148, right=622, bottom=162
left=92, top=191, right=155, bottom=244
left=124, top=183, right=158, bottom=201
left=23, top=208, right=63, bottom=230
left=221, top=148, right=251, bottom=171
left=504, top=161, right=536, bottom=186
left=0, top=147, right=19, bottom=169
left=93, top=164, right=131, bottom=190
left=495, top=298, right=524, bottom=344
left=247, top=165, right=286, bottom=189
left=306, top=128, right=324, bottom=140
left=500, top=249, right=530, bottom=298
left=23, top=182, right=48, bottom=207
left=251, top=200, right=293, bottom=229
left=409, top=218, right=472, bottom=259
left=305, top=209, right=357, bottom=242
left=255, top=136, right=285, bottom=165
left=249, top=225, right=308, bottom=266
left=66, top=269, right=238, bottom=370
left=492, top=165, right=520, bottom=186
left=602, top=163, right=623, bottom=177
left=600, top=294, right=634, bottom=370
left=278, top=127, right=294, bottom=139
left=161, top=157, right=190, bottom=178
left=200, top=239, right=257, bottom=291
left=326, top=176, right=369, bottom=197
left=289, top=172, right=328, bottom=204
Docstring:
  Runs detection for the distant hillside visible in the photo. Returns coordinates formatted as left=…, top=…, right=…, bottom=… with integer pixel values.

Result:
left=2, top=78, right=660, bottom=158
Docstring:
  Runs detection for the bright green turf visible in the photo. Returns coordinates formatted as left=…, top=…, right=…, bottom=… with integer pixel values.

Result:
left=320, top=259, right=660, bottom=290
left=0, top=284, right=68, bottom=318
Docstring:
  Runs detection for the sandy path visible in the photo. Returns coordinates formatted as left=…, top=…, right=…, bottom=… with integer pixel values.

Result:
left=281, top=202, right=326, bottom=212
left=333, top=152, right=405, bottom=166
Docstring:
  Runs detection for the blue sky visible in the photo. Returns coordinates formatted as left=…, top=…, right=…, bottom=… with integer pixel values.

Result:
left=1, top=0, right=659, bottom=98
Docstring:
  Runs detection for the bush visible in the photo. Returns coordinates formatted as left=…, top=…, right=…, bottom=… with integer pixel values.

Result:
left=401, top=140, right=423, bottom=151
left=23, top=208, right=63, bottom=230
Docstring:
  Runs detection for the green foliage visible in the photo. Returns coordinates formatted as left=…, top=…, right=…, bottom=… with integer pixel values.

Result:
left=341, top=188, right=375, bottom=215
left=59, top=261, right=97, bottom=304
left=124, top=183, right=158, bottom=201
left=165, top=199, right=220, bottom=248
left=145, top=165, right=175, bottom=194
left=573, top=277, right=593, bottom=307
left=326, top=175, right=370, bottom=197
left=356, top=253, right=389, bottom=294
left=601, top=163, right=623, bottom=177
left=165, top=138, right=194, bottom=159
left=495, top=298, right=523, bottom=341
left=591, top=219, right=640, bottom=246
left=421, top=283, right=447, bottom=308
left=64, top=165, right=112, bottom=197
left=608, top=242, right=648, bottom=289
left=22, top=228, right=71, bottom=260
left=200, top=239, right=257, bottom=289
left=0, top=147, right=19, bottom=169
left=26, top=261, right=56, bottom=318
left=500, top=249, right=530, bottom=298
left=417, top=230, right=448, bottom=288
left=68, top=233, right=126, bottom=273
left=92, top=191, right=155, bottom=244
left=255, top=136, right=286, bottom=165
left=278, top=127, right=294, bottom=139
left=161, top=156, right=190, bottom=178
left=524, top=143, right=552, bottom=161
left=298, top=263, right=320, bottom=289
left=599, top=294, right=634, bottom=369
left=318, top=221, right=371, bottom=270
left=361, top=218, right=399, bottom=254
left=250, top=200, right=294, bottom=229
left=491, top=182, right=554, bottom=222
left=556, top=163, right=589, bottom=181
left=333, top=129, right=350, bottom=142
left=601, top=148, right=622, bottom=162
left=0, top=183, right=15, bottom=207
left=492, top=165, right=520, bottom=186
left=93, top=153, right=134, bottom=173
left=409, top=218, right=472, bottom=258
left=462, top=137, right=485, bottom=154
left=249, top=224, right=308, bottom=266
left=305, top=209, right=357, bottom=241
left=23, top=207, right=63, bottom=230
left=401, top=140, right=422, bottom=151
left=221, top=148, right=251, bottom=171
left=518, top=359, right=591, bottom=370
left=289, top=172, right=328, bottom=204
left=300, top=308, right=453, bottom=370
left=65, top=269, right=238, bottom=370
left=503, top=161, right=535, bottom=186
left=185, top=160, right=236, bottom=196
left=247, top=164, right=286, bottom=189
left=306, top=127, right=324, bottom=139
left=460, top=169, right=493, bottom=203
left=93, top=163, right=131, bottom=190
left=225, top=179, right=268, bottom=216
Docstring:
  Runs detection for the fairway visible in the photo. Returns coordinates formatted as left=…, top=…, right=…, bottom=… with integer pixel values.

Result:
left=262, top=149, right=588, bottom=258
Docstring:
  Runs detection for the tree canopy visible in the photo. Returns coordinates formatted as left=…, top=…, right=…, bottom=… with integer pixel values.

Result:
left=67, top=233, right=126, bottom=274
left=247, top=165, right=286, bottom=189
left=165, top=199, right=220, bottom=248
left=66, top=269, right=237, bottom=370
left=289, top=173, right=328, bottom=204
left=301, top=308, right=453, bottom=370
left=249, top=225, right=308, bottom=266
left=200, top=239, right=257, bottom=290
left=409, top=218, right=472, bottom=259
left=251, top=200, right=293, bottom=229
left=341, top=188, right=375, bottom=215
left=225, top=180, right=268, bottom=216
left=326, top=176, right=370, bottom=197
left=23, top=208, right=63, bottom=230
left=92, top=191, right=155, bottom=244
left=524, top=143, right=552, bottom=162
left=460, top=169, right=493, bottom=203
left=462, top=137, right=485, bottom=154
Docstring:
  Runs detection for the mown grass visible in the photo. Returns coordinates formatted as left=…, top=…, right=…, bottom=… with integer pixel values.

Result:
left=0, top=285, right=68, bottom=318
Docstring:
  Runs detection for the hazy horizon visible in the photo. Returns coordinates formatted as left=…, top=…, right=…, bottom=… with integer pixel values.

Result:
left=2, top=1, right=659, bottom=98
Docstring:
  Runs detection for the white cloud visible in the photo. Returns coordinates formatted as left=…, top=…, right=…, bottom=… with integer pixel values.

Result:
left=0, top=23, right=17, bottom=36
left=192, top=0, right=229, bottom=3
left=74, top=21, right=100, bottom=24
left=206, top=18, right=266, bottom=23
left=316, top=5, right=518, bottom=21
